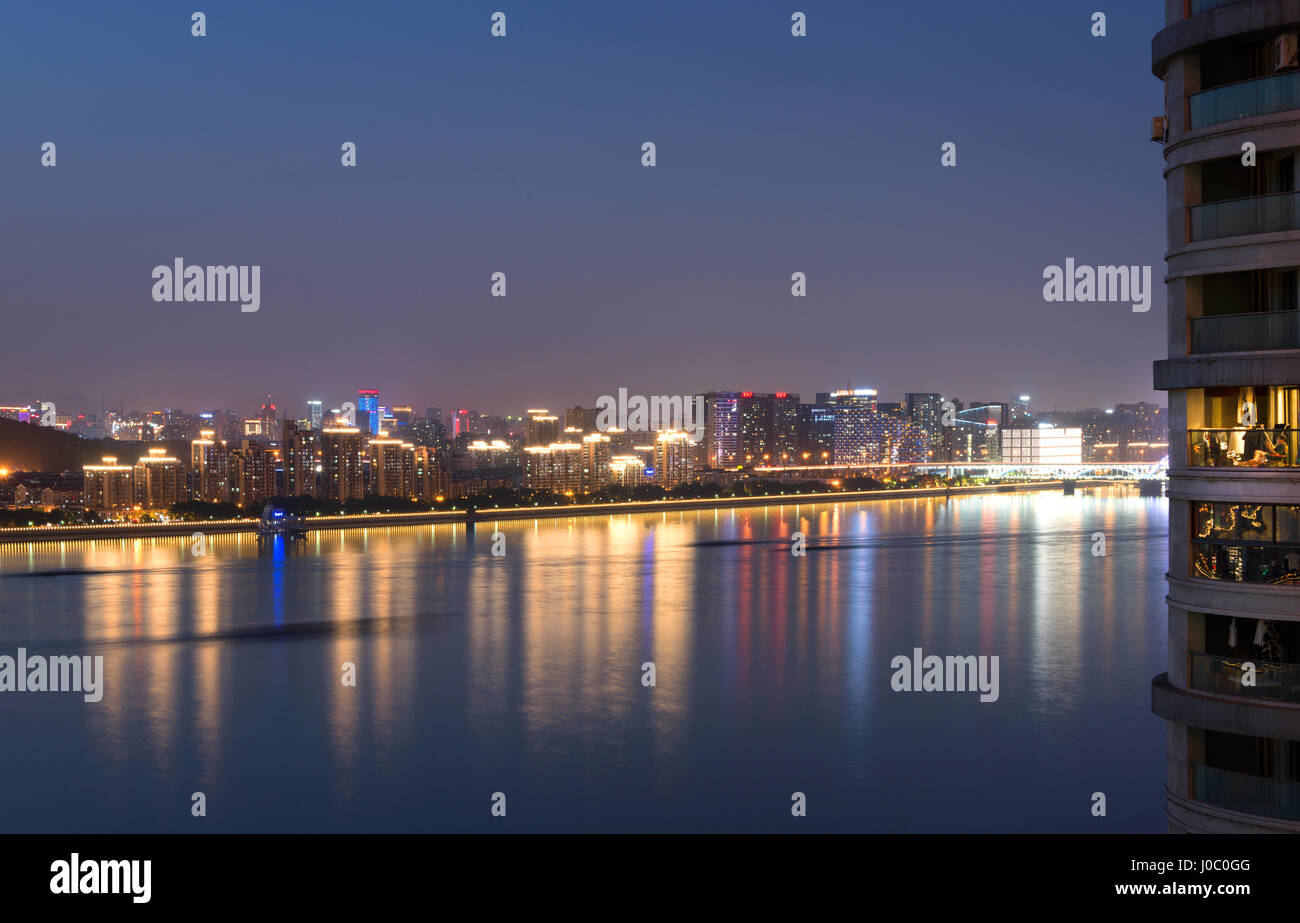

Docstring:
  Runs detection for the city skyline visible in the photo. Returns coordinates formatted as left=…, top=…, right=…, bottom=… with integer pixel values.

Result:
left=2, top=385, right=1166, bottom=426
left=2, top=377, right=1168, bottom=426
left=2, top=382, right=1169, bottom=522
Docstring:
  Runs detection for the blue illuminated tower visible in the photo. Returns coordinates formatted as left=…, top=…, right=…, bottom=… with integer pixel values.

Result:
left=357, top=389, right=379, bottom=435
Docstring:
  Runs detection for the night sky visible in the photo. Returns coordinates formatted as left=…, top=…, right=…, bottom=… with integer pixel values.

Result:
left=1, top=1, right=1167, bottom=417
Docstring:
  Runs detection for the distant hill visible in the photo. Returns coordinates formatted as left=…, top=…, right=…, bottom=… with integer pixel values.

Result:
left=0, top=418, right=188, bottom=473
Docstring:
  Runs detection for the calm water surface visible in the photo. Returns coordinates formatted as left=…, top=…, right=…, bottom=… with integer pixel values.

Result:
left=0, top=487, right=1167, bottom=832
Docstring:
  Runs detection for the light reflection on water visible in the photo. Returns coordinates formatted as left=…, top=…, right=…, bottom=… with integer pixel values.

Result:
left=0, top=488, right=1167, bottom=832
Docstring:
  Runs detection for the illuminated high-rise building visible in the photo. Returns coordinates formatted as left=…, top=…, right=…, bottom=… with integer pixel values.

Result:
left=1009, top=395, right=1033, bottom=427
left=82, top=457, right=134, bottom=511
left=133, top=448, right=185, bottom=510
left=906, top=393, right=946, bottom=452
left=321, top=427, right=365, bottom=501
left=581, top=433, right=612, bottom=491
left=832, top=410, right=931, bottom=465
left=228, top=441, right=277, bottom=507
left=737, top=392, right=771, bottom=465
left=307, top=400, right=323, bottom=431
left=522, top=443, right=583, bottom=493
left=258, top=396, right=278, bottom=440
left=283, top=419, right=319, bottom=498
left=357, top=389, right=380, bottom=436
left=189, top=431, right=212, bottom=479
left=1150, top=3, right=1300, bottom=833
left=609, top=455, right=646, bottom=487
left=190, top=430, right=231, bottom=502
left=369, top=437, right=416, bottom=498
left=410, top=409, right=447, bottom=448
left=565, top=406, right=599, bottom=434
left=466, top=439, right=517, bottom=469
left=827, top=388, right=879, bottom=463
left=526, top=411, right=561, bottom=446
left=413, top=446, right=449, bottom=501
left=770, top=392, right=801, bottom=465
left=391, top=406, right=415, bottom=430
left=703, top=391, right=740, bottom=468
left=653, top=430, right=692, bottom=487
left=802, top=395, right=836, bottom=463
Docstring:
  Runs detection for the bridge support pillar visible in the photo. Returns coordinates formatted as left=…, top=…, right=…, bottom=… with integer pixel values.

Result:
left=1062, top=479, right=1076, bottom=495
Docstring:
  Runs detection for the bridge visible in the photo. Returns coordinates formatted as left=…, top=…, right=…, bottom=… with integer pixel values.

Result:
left=916, top=457, right=1168, bottom=481
left=754, top=456, right=1169, bottom=481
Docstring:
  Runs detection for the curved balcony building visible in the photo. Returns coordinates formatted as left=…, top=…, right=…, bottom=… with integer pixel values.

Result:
left=1151, top=0, right=1300, bottom=833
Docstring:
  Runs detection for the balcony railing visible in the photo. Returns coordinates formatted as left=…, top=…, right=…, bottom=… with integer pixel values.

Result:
left=1189, top=651, right=1300, bottom=702
left=1193, top=542, right=1300, bottom=585
left=1188, top=428, right=1299, bottom=468
left=1189, top=71, right=1300, bottom=130
left=1191, top=763, right=1300, bottom=821
left=1191, top=311, right=1299, bottom=353
left=1188, top=191, right=1300, bottom=242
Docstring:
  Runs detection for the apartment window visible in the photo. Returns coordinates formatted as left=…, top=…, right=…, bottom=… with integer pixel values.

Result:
left=1193, top=502, right=1300, bottom=584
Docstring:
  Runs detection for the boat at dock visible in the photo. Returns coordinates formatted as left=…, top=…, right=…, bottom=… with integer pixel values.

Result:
left=257, top=504, right=307, bottom=539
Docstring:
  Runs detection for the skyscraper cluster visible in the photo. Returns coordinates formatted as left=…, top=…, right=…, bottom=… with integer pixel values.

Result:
left=82, top=398, right=452, bottom=512
left=64, top=380, right=1169, bottom=514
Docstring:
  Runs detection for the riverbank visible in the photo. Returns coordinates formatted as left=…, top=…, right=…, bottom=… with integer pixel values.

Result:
left=0, top=480, right=1076, bottom=544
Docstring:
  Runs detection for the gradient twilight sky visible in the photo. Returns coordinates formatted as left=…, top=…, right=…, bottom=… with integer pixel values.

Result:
left=1, top=1, right=1168, bottom=419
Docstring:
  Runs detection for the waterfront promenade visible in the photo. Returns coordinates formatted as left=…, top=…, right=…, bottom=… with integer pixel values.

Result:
left=0, top=481, right=1068, bottom=544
